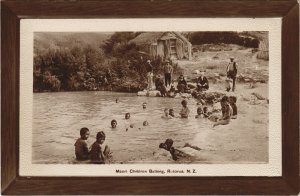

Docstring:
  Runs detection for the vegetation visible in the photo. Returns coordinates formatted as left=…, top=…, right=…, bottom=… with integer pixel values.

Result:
left=33, top=32, right=169, bottom=92
left=188, top=32, right=260, bottom=48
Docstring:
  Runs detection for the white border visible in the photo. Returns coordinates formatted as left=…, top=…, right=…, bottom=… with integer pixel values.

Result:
left=20, top=18, right=282, bottom=176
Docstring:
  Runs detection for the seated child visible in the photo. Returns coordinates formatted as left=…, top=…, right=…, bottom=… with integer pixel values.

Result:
left=111, top=119, right=117, bottom=129
left=74, top=127, right=90, bottom=161
left=89, top=131, right=111, bottom=164
left=169, top=108, right=175, bottom=117
left=179, top=100, right=190, bottom=118
left=229, top=96, right=237, bottom=119
left=213, top=96, right=233, bottom=127
left=161, top=108, right=173, bottom=119
left=195, top=106, right=204, bottom=118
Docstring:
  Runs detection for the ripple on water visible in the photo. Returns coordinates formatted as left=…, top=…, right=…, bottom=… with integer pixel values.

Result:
left=33, top=91, right=212, bottom=164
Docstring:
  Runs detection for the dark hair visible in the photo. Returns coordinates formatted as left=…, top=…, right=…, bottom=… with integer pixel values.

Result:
left=80, top=127, right=89, bottom=136
left=96, top=131, right=106, bottom=140
left=111, top=119, right=117, bottom=125
left=125, top=112, right=130, bottom=116
left=221, top=96, right=229, bottom=103
left=197, top=107, right=203, bottom=111
left=181, top=100, right=187, bottom=105
left=169, top=108, right=174, bottom=112
left=229, top=96, right=237, bottom=103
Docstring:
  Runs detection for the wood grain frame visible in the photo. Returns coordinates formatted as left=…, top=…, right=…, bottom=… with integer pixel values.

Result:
left=1, top=0, right=299, bottom=194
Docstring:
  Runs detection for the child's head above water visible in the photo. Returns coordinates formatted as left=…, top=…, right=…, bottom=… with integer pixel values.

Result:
left=111, top=119, right=117, bottom=128
left=96, top=131, right=106, bottom=144
left=169, top=108, right=174, bottom=117
left=80, top=127, right=90, bottom=140
left=181, top=99, right=188, bottom=107
left=164, top=108, right=169, bottom=115
left=197, top=107, right=203, bottom=115
left=143, top=121, right=149, bottom=126
left=125, top=113, right=131, bottom=119
left=142, top=102, right=147, bottom=109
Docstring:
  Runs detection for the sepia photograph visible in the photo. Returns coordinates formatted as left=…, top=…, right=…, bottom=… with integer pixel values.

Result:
left=32, top=30, right=269, bottom=165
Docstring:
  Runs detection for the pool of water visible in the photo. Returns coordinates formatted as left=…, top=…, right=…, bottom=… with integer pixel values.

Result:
left=33, top=91, right=213, bottom=164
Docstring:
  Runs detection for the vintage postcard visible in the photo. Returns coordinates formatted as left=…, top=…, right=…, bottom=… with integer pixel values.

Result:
left=19, top=18, right=281, bottom=176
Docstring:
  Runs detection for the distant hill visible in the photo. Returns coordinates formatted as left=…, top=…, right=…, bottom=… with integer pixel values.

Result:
left=34, top=32, right=113, bottom=51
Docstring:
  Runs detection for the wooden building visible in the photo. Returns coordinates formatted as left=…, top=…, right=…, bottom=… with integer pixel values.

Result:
left=130, top=32, right=192, bottom=60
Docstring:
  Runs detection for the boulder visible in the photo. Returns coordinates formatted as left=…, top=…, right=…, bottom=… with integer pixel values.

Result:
left=193, top=70, right=200, bottom=74
left=251, top=92, right=266, bottom=100
left=137, top=90, right=161, bottom=97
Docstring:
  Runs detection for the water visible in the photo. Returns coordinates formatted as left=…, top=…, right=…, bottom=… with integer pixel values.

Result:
left=33, top=91, right=211, bottom=164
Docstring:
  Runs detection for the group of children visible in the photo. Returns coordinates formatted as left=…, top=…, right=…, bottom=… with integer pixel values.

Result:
left=74, top=128, right=111, bottom=163
left=74, top=94, right=237, bottom=163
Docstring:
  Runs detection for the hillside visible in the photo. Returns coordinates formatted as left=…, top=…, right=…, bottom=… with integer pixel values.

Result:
left=34, top=32, right=113, bottom=51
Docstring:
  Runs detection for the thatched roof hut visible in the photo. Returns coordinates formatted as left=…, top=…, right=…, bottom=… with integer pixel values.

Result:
left=130, top=32, right=192, bottom=60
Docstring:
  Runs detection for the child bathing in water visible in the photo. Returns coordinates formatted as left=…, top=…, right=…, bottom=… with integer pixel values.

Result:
left=179, top=100, right=190, bottom=118
left=213, top=96, right=233, bottom=127
left=195, top=106, right=204, bottom=118
left=89, top=131, right=111, bottom=164
left=74, top=127, right=90, bottom=161
left=124, top=112, right=134, bottom=131
left=161, top=108, right=173, bottom=119
left=111, top=119, right=117, bottom=129
left=169, top=108, right=175, bottom=117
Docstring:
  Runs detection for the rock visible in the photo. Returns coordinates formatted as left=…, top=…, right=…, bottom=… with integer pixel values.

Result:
left=137, top=91, right=147, bottom=96
left=187, top=83, right=197, bottom=89
left=213, top=73, right=221, bottom=78
left=193, top=70, right=200, bottom=74
left=137, top=90, right=161, bottom=97
left=251, top=92, right=266, bottom=100
left=212, top=103, right=222, bottom=112
left=181, top=93, right=192, bottom=98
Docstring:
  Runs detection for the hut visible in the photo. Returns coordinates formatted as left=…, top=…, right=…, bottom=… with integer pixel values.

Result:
left=130, top=32, right=192, bottom=60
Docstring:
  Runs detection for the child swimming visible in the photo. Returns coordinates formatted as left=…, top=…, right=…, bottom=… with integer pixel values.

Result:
left=213, top=96, right=233, bottom=127
left=125, top=112, right=130, bottom=120
left=89, top=131, right=111, bottom=164
left=111, top=119, right=117, bottom=128
left=74, top=127, right=90, bottom=161
left=195, top=106, right=204, bottom=118
left=161, top=108, right=172, bottom=119
left=124, top=112, right=134, bottom=131
left=179, top=100, right=190, bottom=118
left=169, top=108, right=175, bottom=117
left=142, top=102, right=147, bottom=109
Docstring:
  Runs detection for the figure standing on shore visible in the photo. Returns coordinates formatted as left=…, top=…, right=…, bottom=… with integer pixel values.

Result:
left=146, top=60, right=154, bottom=90
left=164, top=60, right=173, bottom=88
left=226, top=57, right=238, bottom=92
